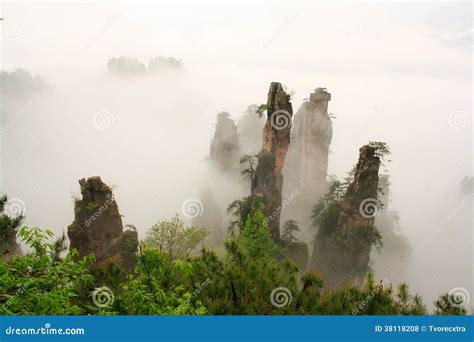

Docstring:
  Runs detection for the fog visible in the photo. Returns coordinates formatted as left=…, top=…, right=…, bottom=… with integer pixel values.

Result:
left=1, top=1, right=472, bottom=310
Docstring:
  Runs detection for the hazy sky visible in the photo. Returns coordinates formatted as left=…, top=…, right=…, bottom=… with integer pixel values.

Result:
left=1, top=1, right=472, bottom=309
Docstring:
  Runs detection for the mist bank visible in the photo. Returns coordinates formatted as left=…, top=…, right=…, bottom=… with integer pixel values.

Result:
left=1, top=1, right=472, bottom=311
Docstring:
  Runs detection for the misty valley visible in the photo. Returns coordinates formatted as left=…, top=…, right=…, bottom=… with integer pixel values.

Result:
left=0, top=65, right=470, bottom=316
left=0, top=3, right=472, bottom=320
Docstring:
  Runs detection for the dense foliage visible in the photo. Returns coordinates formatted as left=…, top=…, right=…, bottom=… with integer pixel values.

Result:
left=0, top=205, right=468, bottom=315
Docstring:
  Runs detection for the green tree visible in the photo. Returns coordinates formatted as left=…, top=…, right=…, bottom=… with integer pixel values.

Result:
left=0, top=226, right=95, bottom=315
left=239, top=154, right=258, bottom=186
left=434, top=293, right=468, bottom=315
left=142, top=215, right=209, bottom=260
left=282, top=219, right=299, bottom=242
left=192, top=204, right=298, bottom=314
left=117, top=246, right=206, bottom=315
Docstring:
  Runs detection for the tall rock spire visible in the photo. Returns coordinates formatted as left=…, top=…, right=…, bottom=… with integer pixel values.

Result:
left=67, top=177, right=137, bottom=270
left=209, top=112, right=240, bottom=172
left=252, top=82, right=293, bottom=242
left=311, top=145, right=381, bottom=287
left=283, top=87, right=333, bottom=229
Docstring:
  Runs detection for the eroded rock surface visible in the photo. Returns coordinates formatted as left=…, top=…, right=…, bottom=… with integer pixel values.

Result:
left=209, top=112, right=240, bottom=172
left=67, top=177, right=137, bottom=270
left=311, top=145, right=381, bottom=288
left=284, top=88, right=333, bottom=228
left=252, top=82, right=293, bottom=242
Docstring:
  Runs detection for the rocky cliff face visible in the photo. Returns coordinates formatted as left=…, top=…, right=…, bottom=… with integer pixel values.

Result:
left=193, top=112, right=240, bottom=246
left=289, top=88, right=332, bottom=190
left=0, top=195, right=24, bottom=261
left=311, top=145, right=381, bottom=288
left=0, top=232, right=21, bottom=261
left=283, top=88, right=332, bottom=228
left=209, top=112, right=240, bottom=172
left=252, top=82, right=293, bottom=242
left=67, top=177, right=137, bottom=270
left=0, top=227, right=21, bottom=261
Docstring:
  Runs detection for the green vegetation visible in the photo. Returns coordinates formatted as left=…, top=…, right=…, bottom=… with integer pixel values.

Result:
left=0, top=139, right=467, bottom=315
left=142, top=215, right=209, bottom=261
left=282, top=219, right=299, bottom=242
left=0, top=204, right=468, bottom=315
left=0, top=195, right=24, bottom=257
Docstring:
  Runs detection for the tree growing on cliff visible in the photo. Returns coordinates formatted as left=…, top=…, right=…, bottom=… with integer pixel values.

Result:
left=239, top=154, right=258, bottom=187
left=310, top=142, right=389, bottom=287
left=282, top=219, right=300, bottom=242
left=227, top=196, right=262, bottom=234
